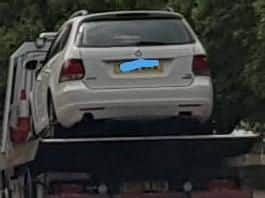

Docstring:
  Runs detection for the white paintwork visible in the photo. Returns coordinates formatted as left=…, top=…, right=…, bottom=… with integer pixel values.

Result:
left=79, top=45, right=195, bottom=89
left=31, top=11, right=214, bottom=131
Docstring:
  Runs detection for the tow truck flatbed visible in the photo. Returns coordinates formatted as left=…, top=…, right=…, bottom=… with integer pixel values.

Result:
left=31, top=131, right=259, bottom=176
left=41, top=132, right=259, bottom=143
left=39, top=131, right=259, bottom=158
left=0, top=39, right=261, bottom=198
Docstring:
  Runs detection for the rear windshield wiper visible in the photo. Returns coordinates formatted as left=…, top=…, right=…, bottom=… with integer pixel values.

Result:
left=134, top=41, right=169, bottom=46
left=133, top=41, right=191, bottom=46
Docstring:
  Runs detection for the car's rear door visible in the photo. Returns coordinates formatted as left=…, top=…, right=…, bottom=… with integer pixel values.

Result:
left=77, top=15, right=196, bottom=89
left=80, top=45, right=194, bottom=89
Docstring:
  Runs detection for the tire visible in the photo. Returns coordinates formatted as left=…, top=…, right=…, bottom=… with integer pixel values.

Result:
left=47, top=97, right=57, bottom=137
left=178, top=118, right=214, bottom=135
left=198, top=120, right=215, bottom=134
left=29, top=104, right=38, bottom=138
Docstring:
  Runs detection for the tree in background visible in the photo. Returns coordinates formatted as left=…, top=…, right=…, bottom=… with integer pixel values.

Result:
left=0, top=0, right=264, bottom=132
left=245, top=0, right=265, bottom=100
left=193, top=0, right=260, bottom=132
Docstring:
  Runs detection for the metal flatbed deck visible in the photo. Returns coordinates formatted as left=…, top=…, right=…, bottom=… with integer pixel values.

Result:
left=30, top=130, right=259, bottom=176
left=41, top=131, right=259, bottom=144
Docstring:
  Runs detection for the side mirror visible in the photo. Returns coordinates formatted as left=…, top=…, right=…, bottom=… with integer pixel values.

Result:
left=39, top=32, right=57, bottom=42
left=35, top=37, right=46, bottom=49
left=25, top=60, right=38, bottom=70
left=35, top=32, right=57, bottom=49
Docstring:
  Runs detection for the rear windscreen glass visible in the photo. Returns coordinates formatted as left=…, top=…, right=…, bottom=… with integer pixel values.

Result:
left=77, top=19, right=194, bottom=47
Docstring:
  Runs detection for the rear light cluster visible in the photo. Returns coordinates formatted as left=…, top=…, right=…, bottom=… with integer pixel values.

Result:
left=192, top=55, right=210, bottom=76
left=59, top=59, right=85, bottom=82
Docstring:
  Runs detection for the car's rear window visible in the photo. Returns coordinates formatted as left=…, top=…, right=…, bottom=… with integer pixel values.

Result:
left=77, top=19, right=195, bottom=47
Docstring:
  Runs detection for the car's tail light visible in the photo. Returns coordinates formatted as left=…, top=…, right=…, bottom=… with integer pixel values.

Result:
left=59, top=59, right=85, bottom=82
left=192, top=55, right=210, bottom=76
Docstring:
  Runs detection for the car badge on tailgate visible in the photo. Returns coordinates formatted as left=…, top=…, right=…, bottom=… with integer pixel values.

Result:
left=134, top=49, right=143, bottom=57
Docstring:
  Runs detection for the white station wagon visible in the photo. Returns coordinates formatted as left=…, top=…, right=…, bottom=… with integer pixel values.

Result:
left=29, top=10, right=213, bottom=134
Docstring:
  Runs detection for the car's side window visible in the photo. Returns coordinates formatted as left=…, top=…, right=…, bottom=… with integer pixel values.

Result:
left=44, top=23, right=72, bottom=63
left=59, top=24, right=72, bottom=51
left=44, top=32, right=63, bottom=63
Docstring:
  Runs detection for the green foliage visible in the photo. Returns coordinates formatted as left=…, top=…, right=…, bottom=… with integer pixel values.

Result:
left=192, top=0, right=260, bottom=131
left=243, top=0, right=265, bottom=100
left=168, top=0, right=264, bottom=131
left=0, top=0, right=264, bottom=131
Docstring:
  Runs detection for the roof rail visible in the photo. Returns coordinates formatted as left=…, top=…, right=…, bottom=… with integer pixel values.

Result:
left=164, top=6, right=175, bottom=12
left=69, top=10, right=88, bottom=19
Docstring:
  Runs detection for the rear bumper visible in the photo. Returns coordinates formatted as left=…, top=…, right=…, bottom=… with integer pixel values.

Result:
left=53, top=77, right=213, bottom=127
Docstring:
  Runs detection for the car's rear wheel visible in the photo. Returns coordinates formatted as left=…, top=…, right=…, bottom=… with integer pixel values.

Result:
left=47, top=97, right=57, bottom=137
left=172, top=117, right=214, bottom=135
left=197, top=119, right=215, bottom=134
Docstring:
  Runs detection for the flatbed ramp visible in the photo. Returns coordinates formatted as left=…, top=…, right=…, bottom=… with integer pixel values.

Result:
left=31, top=131, right=259, bottom=175
left=30, top=132, right=259, bottom=198
left=41, top=132, right=259, bottom=143
left=0, top=40, right=261, bottom=198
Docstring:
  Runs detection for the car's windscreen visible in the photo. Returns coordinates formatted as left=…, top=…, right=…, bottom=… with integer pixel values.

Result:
left=77, top=19, right=195, bottom=47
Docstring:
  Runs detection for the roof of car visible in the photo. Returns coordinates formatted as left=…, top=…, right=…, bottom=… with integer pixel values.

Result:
left=72, top=10, right=183, bottom=22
